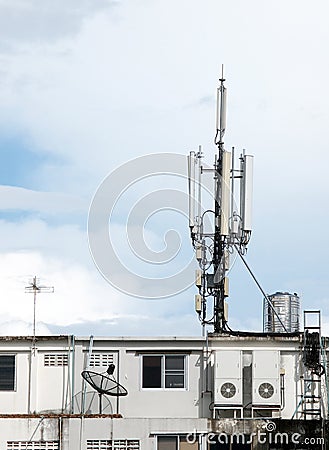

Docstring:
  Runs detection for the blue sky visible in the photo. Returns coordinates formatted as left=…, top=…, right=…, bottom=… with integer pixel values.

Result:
left=1, top=0, right=329, bottom=336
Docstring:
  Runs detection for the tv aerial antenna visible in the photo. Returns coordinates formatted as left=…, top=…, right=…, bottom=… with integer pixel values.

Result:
left=81, top=364, right=128, bottom=414
left=25, top=276, right=54, bottom=352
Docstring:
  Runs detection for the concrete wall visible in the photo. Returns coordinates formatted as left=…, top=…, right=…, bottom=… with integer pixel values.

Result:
left=70, top=338, right=208, bottom=418
left=0, top=334, right=326, bottom=421
left=0, top=417, right=208, bottom=450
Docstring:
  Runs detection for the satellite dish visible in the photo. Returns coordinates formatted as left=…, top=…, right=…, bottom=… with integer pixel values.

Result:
left=81, top=364, right=128, bottom=414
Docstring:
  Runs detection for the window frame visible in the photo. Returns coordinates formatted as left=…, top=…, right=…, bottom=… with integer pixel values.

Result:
left=140, top=354, right=188, bottom=391
left=0, top=354, right=16, bottom=392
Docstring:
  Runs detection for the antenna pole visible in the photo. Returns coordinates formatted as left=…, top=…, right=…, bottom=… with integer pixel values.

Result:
left=33, top=276, right=36, bottom=338
left=25, top=276, right=54, bottom=353
left=99, top=393, right=103, bottom=414
left=213, top=66, right=226, bottom=333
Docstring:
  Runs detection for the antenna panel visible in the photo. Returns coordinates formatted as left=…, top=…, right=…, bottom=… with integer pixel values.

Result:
left=220, top=151, right=231, bottom=236
left=187, top=152, right=196, bottom=229
left=240, top=155, right=253, bottom=231
left=220, top=86, right=227, bottom=136
left=216, top=88, right=220, bottom=132
left=216, top=87, right=227, bottom=136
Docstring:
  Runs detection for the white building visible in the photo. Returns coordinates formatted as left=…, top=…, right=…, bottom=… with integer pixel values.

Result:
left=0, top=332, right=327, bottom=450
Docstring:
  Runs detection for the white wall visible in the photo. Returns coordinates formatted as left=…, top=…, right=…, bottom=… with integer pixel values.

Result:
left=0, top=334, right=326, bottom=420
left=0, top=417, right=208, bottom=450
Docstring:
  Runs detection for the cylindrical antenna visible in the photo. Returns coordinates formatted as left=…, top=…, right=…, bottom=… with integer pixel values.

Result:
left=216, top=65, right=227, bottom=145
left=216, top=86, right=227, bottom=141
left=220, top=86, right=227, bottom=140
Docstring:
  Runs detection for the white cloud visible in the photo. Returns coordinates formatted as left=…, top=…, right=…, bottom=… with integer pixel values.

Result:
left=0, top=219, right=89, bottom=264
left=0, top=1, right=329, bottom=335
left=0, top=0, right=117, bottom=47
left=0, top=250, right=121, bottom=327
left=0, top=185, right=87, bottom=213
left=0, top=319, right=51, bottom=336
left=0, top=248, right=202, bottom=336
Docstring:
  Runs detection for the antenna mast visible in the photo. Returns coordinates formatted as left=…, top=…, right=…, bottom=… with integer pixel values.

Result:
left=213, top=65, right=227, bottom=333
left=25, top=276, right=54, bottom=352
left=188, top=67, right=254, bottom=334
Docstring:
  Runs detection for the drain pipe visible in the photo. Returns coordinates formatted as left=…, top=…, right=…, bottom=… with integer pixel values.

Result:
left=116, top=349, right=120, bottom=415
left=206, top=331, right=209, bottom=393
left=201, top=331, right=211, bottom=417
left=70, top=335, right=76, bottom=414
left=28, top=342, right=33, bottom=414
left=82, top=335, right=94, bottom=414
left=280, top=371, right=285, bottom=410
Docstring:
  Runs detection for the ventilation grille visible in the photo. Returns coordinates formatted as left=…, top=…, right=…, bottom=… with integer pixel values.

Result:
left=258, top=382, right=274, bottom=399
left=220, top=382, right=236, bottom=398
left=87, top=440, right=139, bottom=450
left=89, top=353, right=114, bottom=367
left=44, top=354, right=68, bottom=367
left=7, top=442, right=59, bottom=450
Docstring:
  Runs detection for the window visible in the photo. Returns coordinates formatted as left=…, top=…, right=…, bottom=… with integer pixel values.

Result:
left=157, top=436, right=198, bottom=450
left=142, top=355, right=186, bottom=389
left=0, top=355, right=15, bottom=391
left=158, top=437, right=177, bottom=450
left=165, top=355, right=185, bottom=388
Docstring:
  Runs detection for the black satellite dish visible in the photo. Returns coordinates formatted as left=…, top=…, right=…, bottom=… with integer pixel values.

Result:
left=81, top=364, right=128, bottom=414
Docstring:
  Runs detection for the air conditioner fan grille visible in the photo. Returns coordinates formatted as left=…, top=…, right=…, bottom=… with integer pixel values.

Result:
left=220, top=382, right=236, bottom=398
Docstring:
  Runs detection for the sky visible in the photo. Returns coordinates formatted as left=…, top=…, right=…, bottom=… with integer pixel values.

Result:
left=0, top=0, right=329, bottom=337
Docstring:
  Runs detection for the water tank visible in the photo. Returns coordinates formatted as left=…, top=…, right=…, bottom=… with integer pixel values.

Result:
left=263, top=292, right=300, bottom=333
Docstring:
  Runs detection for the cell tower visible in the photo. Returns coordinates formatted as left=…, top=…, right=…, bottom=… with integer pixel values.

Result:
left=187, top=67, right=254, bottom=334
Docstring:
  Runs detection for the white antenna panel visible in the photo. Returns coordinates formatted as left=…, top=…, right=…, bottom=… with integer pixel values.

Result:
left=220, top=86, right=227, bottom=136
left=216, top=88, right=220, bottom=131
left=187, top=152, right=196, bottom=228
left=216, top=87, right=227, bottom=137
left=220, top=151, right=231, bottom=236
left=240, top=154, right=253, bottom=231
